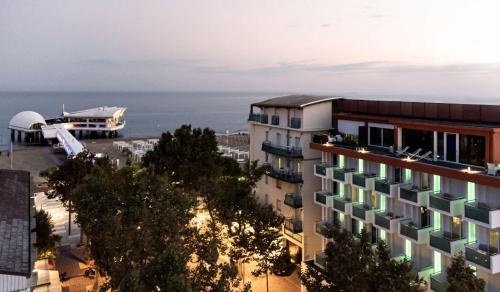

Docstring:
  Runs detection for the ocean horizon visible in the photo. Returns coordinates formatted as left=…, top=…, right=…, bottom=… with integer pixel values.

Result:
left=0, top=91, right=282, bottom=148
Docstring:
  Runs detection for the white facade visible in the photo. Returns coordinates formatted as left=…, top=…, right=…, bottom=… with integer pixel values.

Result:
left=249, top=96, right=333, bottom=265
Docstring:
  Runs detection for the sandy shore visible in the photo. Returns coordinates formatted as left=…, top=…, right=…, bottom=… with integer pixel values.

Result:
left=0, top=133, right=249, bottom=187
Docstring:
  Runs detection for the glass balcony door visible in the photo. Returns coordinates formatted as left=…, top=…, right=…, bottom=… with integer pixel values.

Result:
left=489, top=230, right=500, bottom=253
left=445, top=133, right=458, bottom=163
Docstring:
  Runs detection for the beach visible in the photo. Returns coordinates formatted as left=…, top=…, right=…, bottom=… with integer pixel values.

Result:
left=0, top=133, right=249, bottom=187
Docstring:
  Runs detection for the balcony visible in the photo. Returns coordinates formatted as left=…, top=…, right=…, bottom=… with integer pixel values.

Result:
left=314, top=191, right=334, bottom=208
left=428, top=192, right=465, bottom=217
left=265, top=165, right=303, bottom=184
left=314, top=163, right=336, bottom=179
left=429, top=230, right=466, bottom=256
left=352, top=173, right=379, bottom=190
left=315, top=220, right=334, bottom=239
left=399, top=219, right=433, bottom=244
left=315, top=251, right=329, bottom=270
left=271, top=115, right=279, bottom=126
left=398, top=184, right=433, bottom=206
left=284, top=192, right=302, bottom=208
left=290, top=117, right=301, bottom=129
left=374, top=211, right=404, bottom=233
left=351, top=203, right=377, bottom=224
left=430, top=272, right=448, bottom=292
left=261, top=141, right=303, bottom=158
left=332, top=196, right=352, bottom=215
left=248, top=113, right=268, bottom=124
left=333, top=168, right=356, bottom=184
left=284, top=218, right=303, bottom=234
left=464, top=200, right=500, bottom=229
left=465, top=242, right=500, bottom=274
left=374, top=179, right=400, bottom=197
left=414, top=266, right=434, bottom=283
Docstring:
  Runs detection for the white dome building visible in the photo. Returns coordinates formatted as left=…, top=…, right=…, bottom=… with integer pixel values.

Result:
left=8, top=111, right=46, bottom=144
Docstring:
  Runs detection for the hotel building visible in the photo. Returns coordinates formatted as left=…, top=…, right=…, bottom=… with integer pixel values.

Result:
left=249, top=96, right=500, bottom=291
left=248, top=95, right=334, bottom=265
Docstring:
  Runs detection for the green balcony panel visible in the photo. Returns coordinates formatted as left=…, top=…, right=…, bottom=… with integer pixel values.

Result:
left=429, top=231, right=466, bottom=255
left=315, top=191, right=333, bottom=206
left=430, top=273, right=448, bottom=292
left=374, top=179, right=391, bottom=195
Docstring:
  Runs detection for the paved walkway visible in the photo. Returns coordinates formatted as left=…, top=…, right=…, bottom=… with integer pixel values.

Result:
left=56, top=246, right=97, bottom=292
left=34, top=191, right=81, bottom=246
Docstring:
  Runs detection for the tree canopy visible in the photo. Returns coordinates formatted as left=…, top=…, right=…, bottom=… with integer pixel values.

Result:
left=35, top=209, right=61, bottom=260
left=446, top=252, right=485, bottom=292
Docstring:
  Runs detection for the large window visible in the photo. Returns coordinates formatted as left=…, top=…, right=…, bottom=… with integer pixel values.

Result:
left=459, top=134, right=485, bottom=166
left=401, top=129, right=434, bottom=154
left=369, top=127, right=394, bottom=148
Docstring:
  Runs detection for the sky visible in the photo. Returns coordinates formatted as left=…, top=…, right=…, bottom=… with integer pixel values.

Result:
left=1, top=0, right=500, bottom=99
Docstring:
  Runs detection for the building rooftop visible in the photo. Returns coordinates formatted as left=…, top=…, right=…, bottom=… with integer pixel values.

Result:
left=0, top=169, right=32, bottom=277
left=9, top=111, right=47, bottom=132
left=62, top=106, right=126, bottom=118
left=251, top=95, right=339, bottom=108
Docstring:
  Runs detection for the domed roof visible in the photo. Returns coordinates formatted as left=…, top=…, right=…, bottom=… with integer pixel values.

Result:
left=9, top=111, right=46, bottom=131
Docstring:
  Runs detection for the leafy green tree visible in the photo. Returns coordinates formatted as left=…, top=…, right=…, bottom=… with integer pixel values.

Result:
left=40, top=151, right=105, bottom=235
left=73, top=165, right=195, bottom=290
left=34, top=209, right=61, bottom=260
left=447, top=252, right=485, bottom=292
left=371, top=240, right=424, bottom=292
left=300, top=225, right=424, bottom=292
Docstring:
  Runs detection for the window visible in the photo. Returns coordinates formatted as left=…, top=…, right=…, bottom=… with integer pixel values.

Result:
left=401, top=129, right=433, bottom=153
left=459, top=134, right=485, bottom=166
left=369, top=127, right=394, bottom=147
left=369, top=127, right=382, bottom=146
left=276, top=133, right=281, bottom=145
left=265, top=131, right=269, bottom=141
left=437, top=132, right=444, bottom=160
left=295, top=137, right=300, bottom=148
left=265, top=153, right=269, bottom=162
left=382, top=128, right=394, bottom=147
left=276, top=199, right=281, bottom=212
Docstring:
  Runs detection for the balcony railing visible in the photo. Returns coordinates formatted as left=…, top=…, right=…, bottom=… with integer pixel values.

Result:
left=465, top=242, right=500, bottom=273
left=284, top=218, right=303, bottom=234
left=314, top=191, right=334, bottom=207
left=464, top=200, right=500, bottom=228
left=374, top=211, right=403, bottom=233
left=315, top=251, right=329, bottom=270
left=314, top=163, right=336, bottom=179
left=261, top=141, right=303, bottom=158
left=398, top=184, right=432, bottom=206
left=248, top=113, right=268, bottom=124
left=290, top=117, right=301, bottom=129
left=429, top=230, right=466, bottom=255
left=284, top=192, right=302, bottom=208
left=265, top=165, right=303, bottom=184
left=428, top=192, right=465, bottom=216
left=352, top=173, right=378, bottom=190
left=352, top=203, right=376, bottom=223
left=333, top=168, right=356, bottom=184
left=315, top=220, right=334, bottom=239
left=374, top=179, right=400, bottom=197
left=399, top=219, right=432, bottom=244
left=332, top=196, right=352, bottom=215
left=271, top=115, right=279, bottom=125
left=430, top=272, right=448, bottom=292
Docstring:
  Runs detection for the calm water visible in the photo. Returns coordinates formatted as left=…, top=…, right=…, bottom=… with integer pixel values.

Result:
left=0, top=91, right=278, bottom=147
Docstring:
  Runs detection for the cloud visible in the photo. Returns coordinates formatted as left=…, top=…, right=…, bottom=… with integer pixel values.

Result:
left=194, top=61, right=500, bottom=76
left=77, top=58, right=205, bottom=68
left=320, top=23, right=331, bottom=28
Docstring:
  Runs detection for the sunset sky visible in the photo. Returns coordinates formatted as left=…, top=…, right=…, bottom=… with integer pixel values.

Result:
left=1, top=0, right=500, bottom=98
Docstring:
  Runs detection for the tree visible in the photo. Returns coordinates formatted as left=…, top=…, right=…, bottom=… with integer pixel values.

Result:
left=300, top=225, right=424, bottom=292
left=34, top=209, right=61, bottom=260
left=371, top=240, right=424, bottom=292
left=40, top=151, right=103, bottom=235
left=447, top=252, right=485, bottom=292
left=73, top=165, right=196, bottom=290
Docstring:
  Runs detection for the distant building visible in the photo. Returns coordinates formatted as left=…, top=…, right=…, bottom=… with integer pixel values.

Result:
left=248, top=95, right=335, bottom=266
left=0, top=169, right=36, bottom=292
left=8, top=111, right=47, bottom=144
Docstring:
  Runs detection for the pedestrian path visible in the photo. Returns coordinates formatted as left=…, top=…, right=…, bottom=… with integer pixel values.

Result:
left=34, top=192, right=81, bottom=246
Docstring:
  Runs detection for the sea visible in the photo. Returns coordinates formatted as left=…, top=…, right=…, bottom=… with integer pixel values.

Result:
left=0, top=91, right=280, bottom=149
